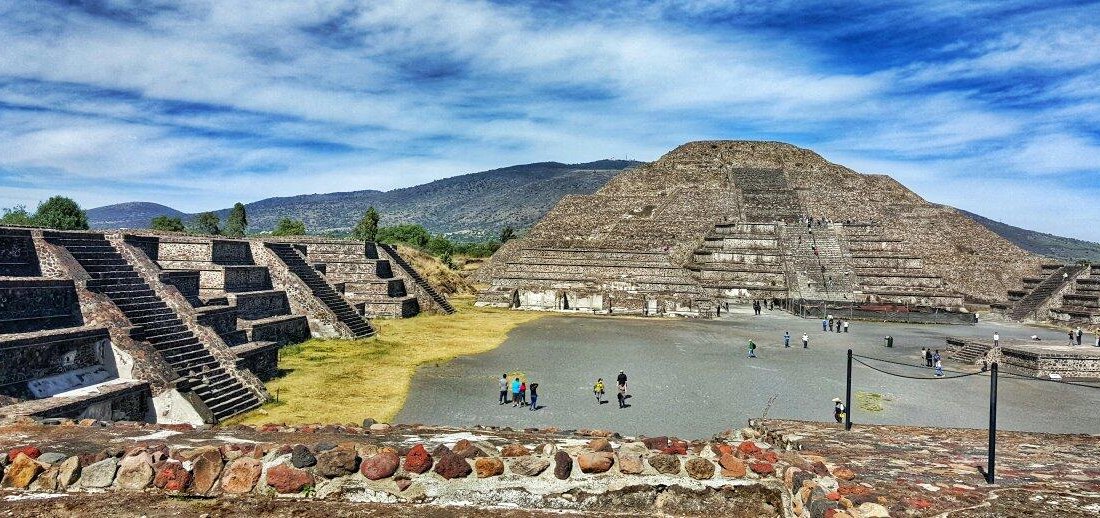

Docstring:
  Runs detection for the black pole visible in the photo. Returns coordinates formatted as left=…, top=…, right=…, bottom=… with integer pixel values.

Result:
left=845, top=348, right=853, bottom=431
left=986, top=362, right=998, bottom=483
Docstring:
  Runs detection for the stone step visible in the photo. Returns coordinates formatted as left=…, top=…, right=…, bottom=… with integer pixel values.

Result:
left=145, top=329, right=194, bottom=343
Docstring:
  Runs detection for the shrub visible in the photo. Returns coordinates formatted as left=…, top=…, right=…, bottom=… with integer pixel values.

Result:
left=193, top=212, right=221, bottom=235
left=150, top=215, right=185, bottom=232
left=272, top=218, right=307, bottom=236
left=33, top=196, right=89, bottom=230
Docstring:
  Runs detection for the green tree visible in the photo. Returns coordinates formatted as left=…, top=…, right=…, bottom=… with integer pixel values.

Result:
left=376, top=224, right=431, bottom=248
left=33, top=196, right=89, bottom=230
left=272, top=218, right=306, bottom=236
left=0, top=205, right=35, bottom=226
left=224, top=202, right=248, bottom=237
left=193, top=212, right=221, bottom=235
left=427, top=234, right=454, bottom=256
left=500, top=226, right=515, bottom=243
left=351, top=206, right=380, bottom=242
left=150, top=215, right=185, bottom=232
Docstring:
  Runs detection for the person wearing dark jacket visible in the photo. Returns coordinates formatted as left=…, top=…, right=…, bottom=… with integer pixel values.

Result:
left=529, top=383, right=539, bottom=411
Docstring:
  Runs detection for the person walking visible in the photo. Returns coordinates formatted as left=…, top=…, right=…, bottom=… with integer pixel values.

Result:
left=844, top=321, right=849, bottom=333
left=832, top=398, right=845, bottom=423
left=1075, top=327, right=1083, bottom=346
left=529, top=382, right=539, bottom=411
left=822, top=318, right=828, bottom=331
left=934, top=357, right=944, bottom=377
left=993, top=332, right=1000, bottom=347
left=802, top=333, right=809, bottom=348
left=784, top=331, right=791, bottom=348
left=836, top=320, right=842, bottom=333
left=932, top=349, right=942, bottom=371
left=924, top=348, right=933, bottom=367
left=617, top=370, right=628, bottom=389
left=748, top=340, right=757, bottom=358
left=511, top=377, right=521, bottom=407
left=499, top=373, right=508, bottom=405
left=519, top=380, right=528, bottom=406
left=617, top=382, right=627, bottom=409
left=593, top=378, right=605, bottom=404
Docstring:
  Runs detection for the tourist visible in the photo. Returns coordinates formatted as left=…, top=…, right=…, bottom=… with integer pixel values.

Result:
left=784, top=331, right=791, bottom=348
left=993, top=332, right=999, bottom=347
left=529, top=382, right=539, bottom=411
left=1068, top=329, right=1075, bottom=346
left=802, top=333, right=809, bottom=348
left=1031, top=335, right=1041, bottom=341
left=499, top=373, right=508, bottom=405
left=511, top=377, right=521, bottom=407
left=748, top=339, right=757, bottom=358
left=1075, top=327, right=1082, bottom=346
left=822, top=318, right=828, bottom=331
left=519, top=380, right=528, bottom=406
left=617, top=382, right=627, bottom=409
left=593, top=378, right=605, bottom=404
left=617, top=370, right=628, bottom=390
left=932, top=349, right=942, bottom=367
left=832, top=398, right=845, bottom=423
left=836, top=320, right=842, bottom=333
left=924, top=348, right=933, bottom=367
left=934, top=357, right=944, bottom=377
left=843, top=321, right=849, bottom=333
left=920, top=348, right=927, bottom=365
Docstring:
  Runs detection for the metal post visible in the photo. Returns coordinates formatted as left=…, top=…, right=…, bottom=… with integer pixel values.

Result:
left=986, top=362, right=998, bottom=483
left=845, top=349, right=853, bottom=431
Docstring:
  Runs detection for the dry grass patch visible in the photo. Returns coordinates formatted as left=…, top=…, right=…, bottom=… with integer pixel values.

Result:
left=232, top=296, right=545, bottom=425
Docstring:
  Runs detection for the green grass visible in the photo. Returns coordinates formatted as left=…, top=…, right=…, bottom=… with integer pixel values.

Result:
left=855, top=391, right=893, bottom=413
left=229, top=297, right=546, bottom=425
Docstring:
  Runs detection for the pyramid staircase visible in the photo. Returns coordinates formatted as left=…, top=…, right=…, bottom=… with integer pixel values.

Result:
left=264, top=243, right=375, bottom=338
left=42, top=231, right=261, bottom=422
left=1008, top=264, right=1085, bottom=320
left=377, top=243, right=455, bottom=314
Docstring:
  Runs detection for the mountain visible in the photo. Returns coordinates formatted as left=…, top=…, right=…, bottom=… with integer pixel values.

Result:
left=86, top=202, right=186, bottom=230
left=957, top=209, right=1100, bottom=263
left=87, top=160, right=641, bottom=240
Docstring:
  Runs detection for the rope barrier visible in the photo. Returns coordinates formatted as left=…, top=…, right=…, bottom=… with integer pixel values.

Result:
left=851, top=356, right=984, bottom=380
left=852, top=353, right=1100, bottom=391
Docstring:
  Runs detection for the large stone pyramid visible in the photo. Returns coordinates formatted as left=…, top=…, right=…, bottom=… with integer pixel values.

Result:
left=476, top=140, right=1040, bottom=316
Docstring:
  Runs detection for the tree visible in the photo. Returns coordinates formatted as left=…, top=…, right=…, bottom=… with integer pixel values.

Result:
left=33, top=196, right=88, bottom=230
left=272, top=218, right=306, bottom=236
left=193, top=212, right=221, bottom=235
left=351, top=207, right=380, bottom=242
left=427, top=234, right=454, bottom=256
left=150, top=215, right=185, bottom=232
left=224, top=202, right=248, bottom=237
left=500, top=226, right=515, bottom=243
left=0, top=205, right=35, bottom=226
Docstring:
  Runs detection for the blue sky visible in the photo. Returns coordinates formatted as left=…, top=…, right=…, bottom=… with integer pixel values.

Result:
left=1, top=0, right=1099, bottom=239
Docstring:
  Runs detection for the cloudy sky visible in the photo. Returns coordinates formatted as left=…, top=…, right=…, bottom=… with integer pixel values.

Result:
left=1, top=1, right=1098, bottom=239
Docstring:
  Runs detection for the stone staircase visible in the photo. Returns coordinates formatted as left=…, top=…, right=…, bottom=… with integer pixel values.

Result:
left=377, top=243, right=455, bottom=314
left=264, top=243, right=375, bottom=338
left=1008, top=264, right=1085, bottom=320
left=783, top=225, right=856, bottom=301
left=42, top=231, right=261, bottom=422
left=730, top=168, right=803, bottom=223
left=946, top=337, right=991, bottom=365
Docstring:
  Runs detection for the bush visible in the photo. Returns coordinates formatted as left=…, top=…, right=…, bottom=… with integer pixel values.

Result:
left=150, top=215, right=185, bottom=232
left=193, top=212, right=221, bottom=235
left=272, top=218, right=307, bottom=236
left=376, top=224, right=430, bottom=248
left=0, top=205, right=35, bottom=226
left=33, top=196, right=89, bottom=230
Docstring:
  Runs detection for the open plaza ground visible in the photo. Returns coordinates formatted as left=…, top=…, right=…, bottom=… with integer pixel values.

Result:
left=396, top=307, right=1100, bottom=437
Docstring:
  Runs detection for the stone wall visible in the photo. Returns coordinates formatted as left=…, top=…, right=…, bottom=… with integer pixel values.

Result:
left=0, top=328, right=111, bottom=399
left=0, top=279, right=83, bottom=334
left=246, top=315, right=310, bottom=346
left=231, top=341, right=280, bottom=381
left=0, top=228, right=41, bottom=277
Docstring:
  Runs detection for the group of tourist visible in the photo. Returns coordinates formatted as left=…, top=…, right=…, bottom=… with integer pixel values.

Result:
left=593, top=370, right=630, bottom=409
left=498, top=374, right=539, bottom=411
left=822, top=315, right=849, bottom=333
left=920, top=348, right=945, bottom=376
left=1065, top=326, right=1100, bottom=347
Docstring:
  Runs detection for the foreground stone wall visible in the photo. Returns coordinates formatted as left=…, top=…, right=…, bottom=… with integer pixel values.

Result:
left=0, top=418, right=1095, bottom=516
